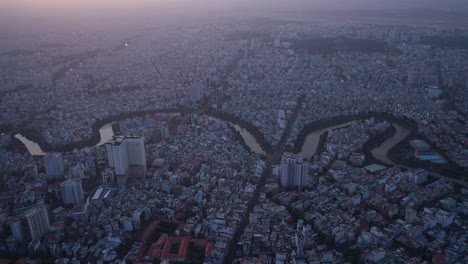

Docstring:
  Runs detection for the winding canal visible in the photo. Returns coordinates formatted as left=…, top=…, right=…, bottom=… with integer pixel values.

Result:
left=14, top=119, right=267, bottom=156
left=95, top=122, right=116, bottom=146
left=231, top=124, right=266, bottom=156
left=14, top=134, right=46, bottom=156
left=14, top=122, right=115, bottom=156
left=297, top=120, right=412, bottom=164
left=13, top=115, right=466, bottom=188
left=298, top=120, right=357, bottom=159
left=371, top=123, right=412, bottom=166
left=13, top=114, right=410, bottom=170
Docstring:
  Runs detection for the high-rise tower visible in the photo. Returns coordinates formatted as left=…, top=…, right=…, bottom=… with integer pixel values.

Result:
left=43, top=153, right=64, bottom=180
left=60, top=178, right=84, bottom=205
left=280, top=152, right=309, bottom=189
left=106, top=136, right=146, bottom=183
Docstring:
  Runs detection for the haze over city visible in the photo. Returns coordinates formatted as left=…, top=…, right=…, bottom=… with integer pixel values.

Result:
left=0, top=0, right=467, bottom=263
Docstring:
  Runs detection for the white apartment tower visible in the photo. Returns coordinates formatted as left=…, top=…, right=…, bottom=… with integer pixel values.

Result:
left=20, top=205, right=50, bottom=241
left=43, top=153, right=64, bottom=180
left=280, top=152, right=309, bottom=189
left=106, top=136, right=146, bottom=182
left=60, top=178, right=84, bottom=204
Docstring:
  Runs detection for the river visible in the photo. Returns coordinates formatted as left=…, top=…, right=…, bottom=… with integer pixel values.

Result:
left=371, top=123, right=412, bottom=166
left=14, top=119, right=267, bottom=157
left=14, top=134, right=46, bottom=156
left=95, top=122, right=115, bottom=146
left=14, top=122, right=115, bottom=156
left=14, top=117, right=410, bottom=165
left=298, top=120, right=357, bottom=159
left=298, top=120, right=412, bottom=165
left=231, top=124, right=266, bottom=156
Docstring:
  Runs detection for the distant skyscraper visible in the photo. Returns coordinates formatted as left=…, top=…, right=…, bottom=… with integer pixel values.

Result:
left=43, top=153, right=64, bottom=180
left=20, top=205, right=50, bottom=241
left=60, top=178, right=84, bottom=204
left=190, top=83, right=204, bottom=104
left=280, top=152, right=309, bottom=189
left=106, top=136, right=146, bottom=183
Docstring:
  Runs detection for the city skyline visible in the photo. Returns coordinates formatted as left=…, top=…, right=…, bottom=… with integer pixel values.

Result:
left=0, top=1, right=467, bottom=263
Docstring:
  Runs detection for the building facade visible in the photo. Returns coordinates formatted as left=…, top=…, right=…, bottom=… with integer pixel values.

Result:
left=43, top=153, right=64, bottom=180
left=280, top=152, right=309, bottom=189
left=106, top=136, right=147, bottom=183
left=60, top=178, right=84, bottom=205
left=20, top=205, right=50, bottom=241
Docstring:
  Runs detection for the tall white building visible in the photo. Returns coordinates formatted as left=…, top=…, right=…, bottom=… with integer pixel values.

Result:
left=107, top=137, right=129, bottom=176
left=190, top=83, right=204, bottom=104
left=20, top=205, right=50, bottom=241
left=280, top=152, right=309, bottom=189
left=43, top=153, right=64, bottom=180
left=60, top=178, right=84, bottom=205
left=106, top=136, right=146, bottom=182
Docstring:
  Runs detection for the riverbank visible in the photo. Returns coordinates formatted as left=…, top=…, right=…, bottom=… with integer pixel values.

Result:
left=204, top=109, right=273, bottom=154
left=388, top=130, right=466, bottom=181
left=313, top=131, right=329, bottom=159
left=292, top=111, right=417, bottom=156
left=11, top=107, right=272, bottom=159
left=13, top=107, right=190, bottom=153
left=297, top=121, right=357, bottom=159
left=227, top=124, right=266, bottom=157
left=363, top=125, right=397, bottom=166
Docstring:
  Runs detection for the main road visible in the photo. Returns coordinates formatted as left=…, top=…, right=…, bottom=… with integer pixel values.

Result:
left=223, top=93, right=303, bottom=264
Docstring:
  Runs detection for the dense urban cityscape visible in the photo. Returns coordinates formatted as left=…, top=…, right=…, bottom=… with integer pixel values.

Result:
left=0, top=1, right=467, bottom=263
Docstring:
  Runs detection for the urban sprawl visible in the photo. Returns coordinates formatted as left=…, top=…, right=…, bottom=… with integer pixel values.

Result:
left=0, top=17, right=467, bottom=264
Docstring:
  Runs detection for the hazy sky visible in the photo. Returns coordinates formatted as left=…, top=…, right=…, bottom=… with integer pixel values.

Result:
left=1, top=0, right=468, bottom=32
left=3, top=0, right=468, bottom=13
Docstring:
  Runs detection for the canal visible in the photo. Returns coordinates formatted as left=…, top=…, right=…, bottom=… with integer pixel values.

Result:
left=13, top=116, right=412, bottom=167
left=371, top=123, right=412, bottom=166
left=14, top=118, right=267, bottom=157
left=231, top=124, right=266, bottom=156
left=298, top=120, right=357, bottom=159
left=298, top=120, right=412, bottom=166
left=14, top=122, right=115, bottom=156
